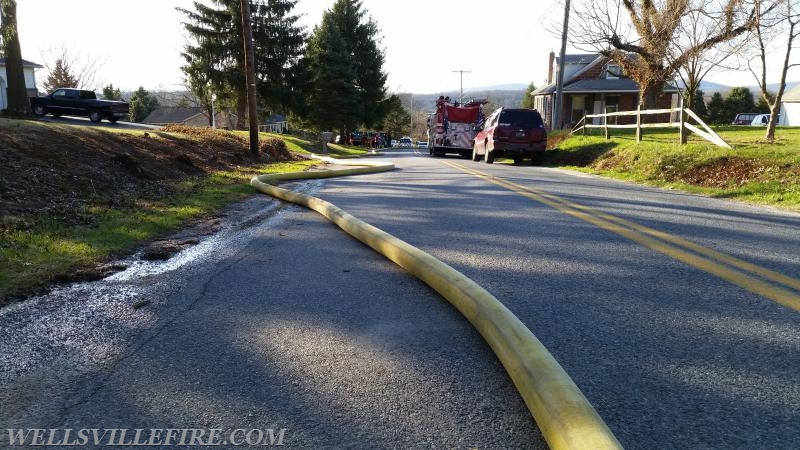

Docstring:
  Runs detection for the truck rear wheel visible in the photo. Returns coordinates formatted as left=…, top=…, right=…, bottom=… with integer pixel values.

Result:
left=89, top=111, right=103, bottom=123
left=32, top=105, right=46, bottom=116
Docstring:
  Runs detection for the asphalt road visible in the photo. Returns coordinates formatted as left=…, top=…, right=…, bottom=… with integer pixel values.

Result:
left=1, top=149, right=798, bottom=448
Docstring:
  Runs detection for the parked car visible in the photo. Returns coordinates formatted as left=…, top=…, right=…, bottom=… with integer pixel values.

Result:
left=417, top=140, right=428, bottom=149
left=472, top=108, right=547, bottom=164
left=750, top=113, right=770, bottom=126
left=30, top=88, right=129, bottom=123
left=732, top=113, right=759, bottom=125
left=399, top=136, right=413, bottom=147
left=349, top=131, right=363, bottom=145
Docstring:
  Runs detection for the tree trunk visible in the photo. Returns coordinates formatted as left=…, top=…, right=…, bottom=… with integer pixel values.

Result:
left=1, top=0, right=32, bottom=116
left=236, top=93, right=247, bottom=130
left=639, top=83, right=661, bottom=110
left=765, top=103, right=779, bottom=143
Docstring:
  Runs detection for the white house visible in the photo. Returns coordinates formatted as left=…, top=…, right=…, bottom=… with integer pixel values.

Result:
left=0, top=57, right=42, bottom=111
left=779, top=84, right=800, bottom=126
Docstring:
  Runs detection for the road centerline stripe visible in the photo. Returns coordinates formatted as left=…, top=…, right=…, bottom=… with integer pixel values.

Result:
left=445, top=161, right=800, bottom=312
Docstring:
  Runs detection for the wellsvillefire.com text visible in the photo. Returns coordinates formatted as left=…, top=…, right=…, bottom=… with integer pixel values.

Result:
left=6, top=428, right=288, bottom=447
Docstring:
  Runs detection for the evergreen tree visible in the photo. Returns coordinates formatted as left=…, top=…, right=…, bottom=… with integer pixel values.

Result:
left=381, top=95, right=411, bottom=138
left=42, top=57, right=79, bottom=92
left=102, top=84, right=122, bottom=100
left=705, top=92, right=726, bottom=124
left=521, top=82, right=536, bottom=108
left=128, top=87, right=159, bottom=123
left=723, top=87, right=756, bottom=123
left=1, top=0, right=31, bottom=115
left=301, top=0, right=390, bottom=134
left=691, top=89, right=707, bottom=119
left=179, top=0, right=305, bottom=129
left=756, top=91, right=774, bottom=114
left=251, top=0, right=305, bottom=114
left=303, top=16, right=359, bottom=133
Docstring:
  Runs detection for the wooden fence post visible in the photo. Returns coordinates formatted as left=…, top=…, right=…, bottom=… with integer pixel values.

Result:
left=679, top=96, right=687, bottom=144
left=604, top=111, right=610, bottom=140
left=636, top=105, right=642, bottom=143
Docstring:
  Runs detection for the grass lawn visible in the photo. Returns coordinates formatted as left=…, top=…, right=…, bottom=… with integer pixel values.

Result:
left=0, top=122, right=322, bottom=303
left=544, top=126, right=800, bottom=210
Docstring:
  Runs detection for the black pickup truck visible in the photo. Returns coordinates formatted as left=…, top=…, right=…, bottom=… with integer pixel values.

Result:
left=30, top=88, right=130, bottom=123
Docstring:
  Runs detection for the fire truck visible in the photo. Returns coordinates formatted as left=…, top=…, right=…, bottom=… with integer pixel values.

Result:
left=426, top=97, right=486, bottom=158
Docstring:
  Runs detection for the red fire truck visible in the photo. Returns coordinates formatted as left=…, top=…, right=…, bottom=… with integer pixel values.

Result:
left=426, top=97, right=486, bottom=158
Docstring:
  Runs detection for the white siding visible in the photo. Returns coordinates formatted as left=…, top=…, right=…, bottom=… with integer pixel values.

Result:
left=24, top=68, right=36, bottom=91
left=780, top=103, right=800, bottom=126
left=0, top=65, right=38, bottom=90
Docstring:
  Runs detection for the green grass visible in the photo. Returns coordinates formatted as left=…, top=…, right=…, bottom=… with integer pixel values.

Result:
left=324, top=143, right=374, bottom=158
left=0, top=160, right=318, bottom=303
left=545, top=126, right=800, bottom=210
left=262, top=132, right=318, bottom=153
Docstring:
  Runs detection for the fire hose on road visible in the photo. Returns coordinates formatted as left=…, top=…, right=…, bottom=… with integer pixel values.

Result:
left=251, top=155, right=621, bottom=450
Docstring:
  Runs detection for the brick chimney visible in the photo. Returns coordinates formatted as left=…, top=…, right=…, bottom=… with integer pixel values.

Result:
left=548, top=51, right=555, bottom=85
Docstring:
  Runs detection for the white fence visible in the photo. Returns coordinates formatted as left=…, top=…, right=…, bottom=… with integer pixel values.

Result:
left=571, top=99, right=730, bottom=149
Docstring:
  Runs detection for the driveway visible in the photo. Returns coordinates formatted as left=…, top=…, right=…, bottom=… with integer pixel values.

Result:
left=34, top=115, right=161, bottom=130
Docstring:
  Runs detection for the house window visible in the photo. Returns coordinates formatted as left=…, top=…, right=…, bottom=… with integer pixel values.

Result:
left=605, top=63, right=622, bottom=79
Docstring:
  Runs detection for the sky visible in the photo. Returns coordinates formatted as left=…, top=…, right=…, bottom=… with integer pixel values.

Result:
left=14, top=0, right=777, bottom=96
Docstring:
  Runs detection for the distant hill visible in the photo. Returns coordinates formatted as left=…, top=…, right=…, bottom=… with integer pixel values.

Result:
left=407, top=87, right=528, bottom=113
left=696, top=80, right=800, bottom=95
left=464, top=83, right=528, bottom=92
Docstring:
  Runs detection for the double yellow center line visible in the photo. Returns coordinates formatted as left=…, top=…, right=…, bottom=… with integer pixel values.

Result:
left=445, top=161, right=800, bottom=312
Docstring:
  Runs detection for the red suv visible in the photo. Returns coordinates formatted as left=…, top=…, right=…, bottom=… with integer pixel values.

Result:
left=472, top=108, right=547, bottom=164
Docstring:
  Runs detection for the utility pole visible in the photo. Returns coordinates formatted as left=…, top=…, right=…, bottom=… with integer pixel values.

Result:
left=452, top=70, right=471, bottom=104
left=553, top=0, right=570, bottom=130
left=241, top=0, right=259, bottom=158
left=410, top=93, right=415, bottom=131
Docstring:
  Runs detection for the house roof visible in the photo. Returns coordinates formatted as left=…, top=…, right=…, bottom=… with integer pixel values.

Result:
left=533, top=77, right=679, bottom=96
left=781, top=83, right=800, bottom=102
left=0, top=58, right=43, bottom=68
left=556, top=53, right=601, bottom=65
left=266, top=114, right=287, bottom=123
left=143, top=107, right=206, bottom=124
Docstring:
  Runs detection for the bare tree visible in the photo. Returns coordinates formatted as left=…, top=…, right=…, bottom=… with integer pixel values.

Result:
left=671, top=3, right=744, bottom=108
left=747, top=0, right=799, bottom=141
left=39, top=46, right=103, bottom=93
left=571, top=0, right=769, bottom=108
left=1, top=0, right=31, bottom=116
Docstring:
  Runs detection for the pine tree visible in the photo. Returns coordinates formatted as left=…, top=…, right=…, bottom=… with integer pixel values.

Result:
left=42, top=58, right=79, bottom=92
left=705, top=92, right=726, bottom=124
left=691, top=90, right=707, bottom=119
left=303, top=14, right=359, bottom=133
left=301, top=0, right=390, bottom=133
left=178, top=0, right=305, bottom=129
left=381, top=96, right=411, bottom=138
left=723, top=87, right=756, bottom=122
left=521, top=82, right=536, bottom=108
left=128, top=87, right=159, bottom=123
left=102, top=84, right=122, bottom=101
